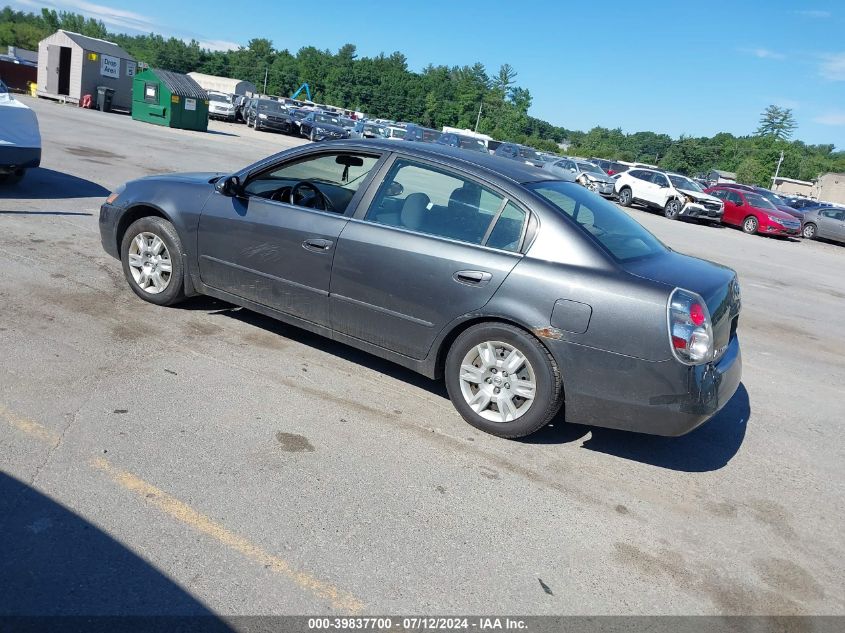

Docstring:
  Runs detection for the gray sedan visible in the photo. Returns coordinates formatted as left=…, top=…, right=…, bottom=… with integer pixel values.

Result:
left=99, top=140, right=742, bottom=439
left=546, top=158, right=616, bottom=196
left=802, top=207, right=845, bottom=243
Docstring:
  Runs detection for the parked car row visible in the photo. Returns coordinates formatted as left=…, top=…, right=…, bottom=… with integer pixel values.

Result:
left=610, top=165, right=845, bottom=244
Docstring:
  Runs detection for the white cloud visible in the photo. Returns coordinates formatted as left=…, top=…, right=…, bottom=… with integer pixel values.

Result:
left=814, top=112, right=845, bottom=126
left=820, top=53, right=845, bottom=80
left=196, top=39, right=241, bottom=52
left=740, top=47, right=786, bottom=60
left=17, top=0, right=157, bottom=32
left=13, top=0, right=241, bottom=51
left=795, top=10, right=832, bottom=18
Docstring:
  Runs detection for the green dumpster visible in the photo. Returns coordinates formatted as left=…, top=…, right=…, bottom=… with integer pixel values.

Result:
left=131, top=68, right=208, bottom=131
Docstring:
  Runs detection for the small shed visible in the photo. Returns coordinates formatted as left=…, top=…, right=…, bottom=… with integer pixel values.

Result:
left=132, top=68, right=208, bottom=131
left=187, top=72, right=256, bottom=96
left=37, top=30, right=136, bottom=109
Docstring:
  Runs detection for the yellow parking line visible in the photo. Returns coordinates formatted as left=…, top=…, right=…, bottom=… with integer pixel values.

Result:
left=1, top=405, right=363, bottom=613
left=90, top=457, right=364, bottom=614
left=0, top=405, right=61, bottom=446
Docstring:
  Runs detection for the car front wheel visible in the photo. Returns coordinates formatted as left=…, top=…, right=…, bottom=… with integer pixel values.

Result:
left=802, top=223, right=817, bottom=239
left=120, top=216, right=185, bottom=306
left=664, top=198, right=682, bottom=219
left=617, top=187, right=632, bottom=207
left=742, top=216, right=759, bottom=234
left=445, top=323, right=563, bottom=438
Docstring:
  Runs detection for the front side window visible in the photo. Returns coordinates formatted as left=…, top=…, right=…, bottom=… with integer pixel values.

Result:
left=652, top=173, right=669, bottom=188
left=528, top=181, right=667, bottom=262
left=244, top=152, right=379, bottom=214
left=364, top=160, right=525, bottom=251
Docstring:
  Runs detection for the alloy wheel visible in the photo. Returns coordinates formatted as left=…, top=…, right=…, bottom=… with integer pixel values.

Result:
left=127, top=232, right=172, bottom=294
left=458, top=341, right=537, bottom=423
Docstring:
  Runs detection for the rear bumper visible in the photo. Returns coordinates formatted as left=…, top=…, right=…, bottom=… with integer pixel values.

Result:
left=548, top=335, right=742, bottom=436
left=0, top=146, right=41, bottom=172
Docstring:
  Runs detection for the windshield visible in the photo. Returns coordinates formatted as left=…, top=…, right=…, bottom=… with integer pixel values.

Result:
left=578, top=162, right=607, bottom=176
left=519, top=147, right=543, bottom=162
left=745, top=193, right=777, bottom=210
left=364, top=124, right=386, bottom=136
left=315, top=114, right=341, bottom=125
left=257, top=101, right=285, bottom=113
left=528, top=181, right=667, bottom=262
left=208, top=93, right=230, bottom=103
left=756, top=189, right=784, bottom=205
left=458, top=137, right=487, bottom=152
left=668, top=175, right=703, bottom=192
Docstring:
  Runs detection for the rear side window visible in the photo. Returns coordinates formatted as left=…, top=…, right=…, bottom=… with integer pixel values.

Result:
left=528, top=181, right=667, bottom=262
left=364, top=159, right=526, bottom=252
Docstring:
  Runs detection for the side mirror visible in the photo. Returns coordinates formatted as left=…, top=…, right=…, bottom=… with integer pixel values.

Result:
left=218, top=175, right=243, bottom=197
left=735, top=200, right=743, bottom=206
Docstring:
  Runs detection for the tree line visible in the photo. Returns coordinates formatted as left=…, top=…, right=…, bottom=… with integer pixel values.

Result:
left=2, top=6, right=844, bottom=186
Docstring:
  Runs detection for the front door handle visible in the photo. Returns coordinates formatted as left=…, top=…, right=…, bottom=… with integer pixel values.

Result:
left=453, top=270, right=493, bottom=286
left=302, top=238, right=333, bottom=253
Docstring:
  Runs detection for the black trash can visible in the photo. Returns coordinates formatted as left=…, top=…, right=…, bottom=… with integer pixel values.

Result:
left=96, top=86, right=115, bottom=112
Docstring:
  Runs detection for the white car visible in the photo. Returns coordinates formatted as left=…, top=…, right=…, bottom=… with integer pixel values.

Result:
left=615, top=168, right=724, bottom=221
left=0, top=81, right=41, bottom=185
left=207, top=91, right=236, bottom=121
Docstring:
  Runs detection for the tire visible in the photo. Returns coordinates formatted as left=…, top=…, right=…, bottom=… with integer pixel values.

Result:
left=742, top=215, right=759, bottom=234
left=0, top=169, right=25, bottom=185
left=120, top=216, right=186, bottom=306
left=618, top=187, right=633, bottom=207
left=664, top=198, right=682, bottom=220
left=444, top=323, right=563, bottom=438
left=802, top=223, right=817, bottom=240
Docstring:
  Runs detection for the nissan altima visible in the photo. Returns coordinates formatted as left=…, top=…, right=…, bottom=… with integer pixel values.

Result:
left=99, top=140, right=742, bottom=438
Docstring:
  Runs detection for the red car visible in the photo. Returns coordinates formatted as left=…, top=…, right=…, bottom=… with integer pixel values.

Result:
left=704, top=186, right=802, bottom=236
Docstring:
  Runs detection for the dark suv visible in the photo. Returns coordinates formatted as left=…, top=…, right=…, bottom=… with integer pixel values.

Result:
left=436, top=133, right=488, bottom=153
left=403, top=124, right=442, bottom=143
left=494, top=143, right=545, bottom=168
left=245, top=99, right=296, bottom=135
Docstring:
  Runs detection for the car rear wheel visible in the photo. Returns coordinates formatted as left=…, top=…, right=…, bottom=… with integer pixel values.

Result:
left=802, top=223, right=817, bottom=239
left=742, top=216, right=759, bottom=234
left=445, top=323, right=563, bottom=438
left=664, top=198, right=682, bottom=219
left=618, top=187, right=632, bottom=207
left=120, top=217, right=185, bottom=306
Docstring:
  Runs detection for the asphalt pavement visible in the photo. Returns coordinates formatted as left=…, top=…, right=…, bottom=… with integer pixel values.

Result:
left=1, top=96, right=843, bottom=619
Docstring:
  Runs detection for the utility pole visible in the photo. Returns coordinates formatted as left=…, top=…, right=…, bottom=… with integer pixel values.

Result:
left=474, top=101, right=483, bottom=133
left=773, top=150, right=784, bottom=188
left=263, top=68, right=268, bottom=95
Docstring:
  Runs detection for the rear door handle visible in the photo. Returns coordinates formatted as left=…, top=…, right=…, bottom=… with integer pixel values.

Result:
left=302, top=238, right=333, bottom=253
left=453, top=270, right=492, bottom=286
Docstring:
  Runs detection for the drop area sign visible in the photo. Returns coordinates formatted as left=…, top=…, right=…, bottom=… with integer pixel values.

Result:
left=100, top=54, right=120, bottom=78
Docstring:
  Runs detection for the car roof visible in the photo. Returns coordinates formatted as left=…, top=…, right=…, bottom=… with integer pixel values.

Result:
left=316, top=139, right=559, bottom=184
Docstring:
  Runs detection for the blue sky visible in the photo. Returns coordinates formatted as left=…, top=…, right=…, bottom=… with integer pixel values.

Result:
left=13, top=0, right=845, bottom=148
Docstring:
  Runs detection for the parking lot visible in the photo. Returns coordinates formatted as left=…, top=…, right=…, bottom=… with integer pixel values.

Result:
left=1, top=96, right=844, bottom=617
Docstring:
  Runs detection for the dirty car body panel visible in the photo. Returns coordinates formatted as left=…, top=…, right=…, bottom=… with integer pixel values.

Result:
left=100, top=140, right=742, bottom=437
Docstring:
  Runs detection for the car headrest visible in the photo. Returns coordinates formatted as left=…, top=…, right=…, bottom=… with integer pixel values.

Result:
left=401, top=193, right=430, bottom=230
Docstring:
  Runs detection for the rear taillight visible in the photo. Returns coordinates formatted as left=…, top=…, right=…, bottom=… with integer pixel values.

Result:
left=668, top=288, right=714, bottom=365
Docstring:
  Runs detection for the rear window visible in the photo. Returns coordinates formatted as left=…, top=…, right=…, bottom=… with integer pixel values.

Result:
left=527, top=181, right=667, bottom=261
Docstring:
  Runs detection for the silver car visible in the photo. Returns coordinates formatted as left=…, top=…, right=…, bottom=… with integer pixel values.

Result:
left=207, top=91, right=236, bottom=121
left=99, top=141, right=742, bottom=439
left=547, top=158, right=616, bottom=196
left=802, top=207, right=845, bottom=243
